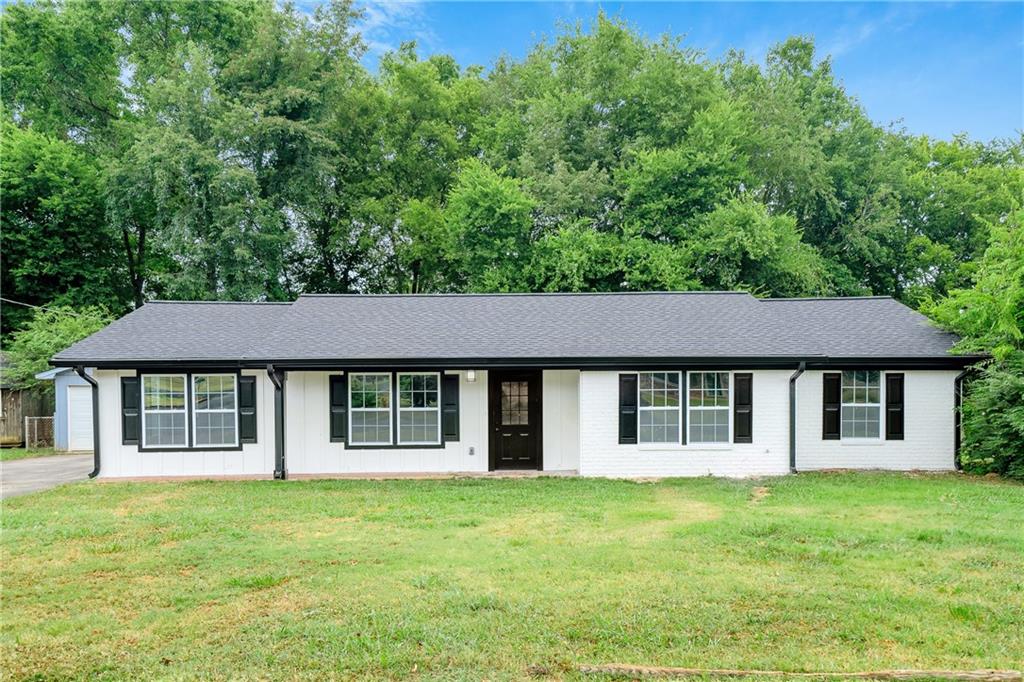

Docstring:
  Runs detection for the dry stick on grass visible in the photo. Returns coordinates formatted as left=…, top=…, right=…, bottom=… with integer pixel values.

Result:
left=571, top=664, right=1023, bottom=681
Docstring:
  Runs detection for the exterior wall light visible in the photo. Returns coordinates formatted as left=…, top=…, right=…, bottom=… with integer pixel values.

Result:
left=466, top=370, right=477, bottom=383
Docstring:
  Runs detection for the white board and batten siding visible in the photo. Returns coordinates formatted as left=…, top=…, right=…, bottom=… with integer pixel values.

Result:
left=579, top=370, right=792, bottom=478
left=94, top=369, right=276, bottom=478
left=285, top=370, right=490, bottom=475
left=541, top=370, right=581, bottom=471
left=795, top=370, right=958, bottom=471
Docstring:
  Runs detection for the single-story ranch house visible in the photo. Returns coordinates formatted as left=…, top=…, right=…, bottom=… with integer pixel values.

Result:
left=51, top=292, right=979, bottom=480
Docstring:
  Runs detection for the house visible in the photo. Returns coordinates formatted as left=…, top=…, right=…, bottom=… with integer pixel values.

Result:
left=49, top=292, right=978, bottom=480
left=34, top=367, right=95, bottom=451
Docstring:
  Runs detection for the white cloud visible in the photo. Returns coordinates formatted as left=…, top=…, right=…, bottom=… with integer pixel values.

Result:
left=825, top=4, right=925, bottom=59
left=355, top=0, right=437, bottom=58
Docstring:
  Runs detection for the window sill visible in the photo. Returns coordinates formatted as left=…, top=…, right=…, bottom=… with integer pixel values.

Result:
left=343, top=443, right=446, bottom=450
left=637, top=444, right=735, bottom=452
left=839, top=439, right=885, bottom=446
left=139, top=445, right=243, bottom=453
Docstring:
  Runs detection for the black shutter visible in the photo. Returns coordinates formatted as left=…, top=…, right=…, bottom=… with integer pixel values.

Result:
left=121, top=376, right=140, bottom=445
left=442, top=374, right=460, bottom=441
left=329, top=374, right=347, bottom=443
left=238, top=376, right=257, bottom=444
left=734, top=373, right=753, bottom=443
left=885, top=373, right=905, bottom=440
left=680, top=372, right=687, bottom=444
left=823, top=372, right=841, bottom=440
left=618, top=374, right=638, bottom=444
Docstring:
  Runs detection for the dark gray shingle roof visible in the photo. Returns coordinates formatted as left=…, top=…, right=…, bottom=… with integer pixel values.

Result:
left=53, top=292, right=964, bottom=365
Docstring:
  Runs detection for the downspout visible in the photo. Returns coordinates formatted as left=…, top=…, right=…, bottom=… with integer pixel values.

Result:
left=953, top=367, right=970, bottom=471
left=74, top=366, right=100, bottom=479
left=788, top=362, right=806, bottom=474
left=267, top=365, right=286, bottom=480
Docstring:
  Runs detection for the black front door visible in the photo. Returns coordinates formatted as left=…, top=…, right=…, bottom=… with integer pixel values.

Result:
left=489, top=370, right=542, bottom=470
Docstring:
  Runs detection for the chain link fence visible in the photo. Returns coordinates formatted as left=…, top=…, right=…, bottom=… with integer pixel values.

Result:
left=23, top=416, right=54, bottom=448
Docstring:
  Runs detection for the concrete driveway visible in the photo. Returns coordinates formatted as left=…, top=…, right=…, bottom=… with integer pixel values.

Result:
left=1, top=454, right=94, bottom=499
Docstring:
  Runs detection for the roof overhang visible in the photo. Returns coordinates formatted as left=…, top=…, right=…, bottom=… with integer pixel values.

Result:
left=51, top=354, right=986, bottom=371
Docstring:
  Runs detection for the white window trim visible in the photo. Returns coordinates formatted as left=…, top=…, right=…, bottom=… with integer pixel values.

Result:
left=397, top=371, right=442, bottom=445
left=349, top=372, right=393, bottom=446
left=141, top=373, right=188, bottom=449
left=840, top=370, right=884, bottom=442
left=686, top=370, right=733, bottom=445
left=192, top=373, right=239, bottom=448
left=637, top=371, right=683, bottom=445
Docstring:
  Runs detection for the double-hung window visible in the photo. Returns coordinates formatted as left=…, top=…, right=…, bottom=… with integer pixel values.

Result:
left=398, top=373, right=441, bottom=445
left=141, top=375, right=188, bottom=448
left=688, top=372, right=730, bottom=444
left=841, top=370, right=881, bottom=438
left=141, top=373, right=240, bottom=449
left=193, top=374, right=238, bottom=446
left=349, top=373, right=392, bottom=445
left=638, top=372, right=681, bottom=444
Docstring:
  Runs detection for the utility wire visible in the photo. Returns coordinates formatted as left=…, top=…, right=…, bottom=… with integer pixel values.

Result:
left=0, top=297, right=90, bottom=317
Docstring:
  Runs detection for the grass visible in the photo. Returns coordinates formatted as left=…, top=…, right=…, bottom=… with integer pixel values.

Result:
left=0, top=447, right=61, bottom=462
left=1, top=473, right=1022, bottom=680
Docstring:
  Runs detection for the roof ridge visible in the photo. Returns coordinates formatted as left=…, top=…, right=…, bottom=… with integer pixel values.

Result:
left=298, top=291, right=753, bottom=298
left=146, top=300, right=293, bottom=305
left=761, top=296, right=894, bottom=302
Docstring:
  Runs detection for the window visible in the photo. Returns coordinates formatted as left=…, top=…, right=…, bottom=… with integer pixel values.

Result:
left=841, top=370, right=881, bottom=438
left=688, top=372, right=730, bottom=443
left=193, top=374, right=238, bottom=446
left=500, top=380, right=529, bottom=425
left=349, top=373, right=392, bottom=445
left=638, top=372, right=681, bottom=443
left=398, top=373, right=440, bottom=444
left=142, top=375, right=187, bottom=447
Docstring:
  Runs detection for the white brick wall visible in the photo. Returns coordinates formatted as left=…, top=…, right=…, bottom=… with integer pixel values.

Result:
left=579, top=370, right=792, bottom=478
left=795, top=370, right=957, bottom=471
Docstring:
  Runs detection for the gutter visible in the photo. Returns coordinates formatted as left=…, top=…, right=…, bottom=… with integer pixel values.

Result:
left=953, top=367, right=971, bottom=470
left=788, top=362, right=806, bottom=473
left=50, top=354, right=985, bottom=371
left=267, top=365, right=286, bottom=480
left=74, top=366, right=101, bottom=478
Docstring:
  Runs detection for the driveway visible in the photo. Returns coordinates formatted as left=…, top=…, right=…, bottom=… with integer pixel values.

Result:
left=1, top=454, right=93, bottom=499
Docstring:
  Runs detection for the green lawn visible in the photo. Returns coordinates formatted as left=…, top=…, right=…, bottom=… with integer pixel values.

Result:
left=2, top=474, right=1021, bottom=680
left=0, top=447, right=61, bottom=462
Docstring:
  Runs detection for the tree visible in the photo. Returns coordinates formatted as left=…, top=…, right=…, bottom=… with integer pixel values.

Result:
left=4, top=306, right=112, bottom=391
left=685, top=198, right=832, bottom=297
left=2, top=1, right=1022, bottom=341
left=526, top=222, right=623, bottom=292
left=443, top=160, right=535, bottom=291
left=926, top=209, right=1024, bottom=480
left=107, top=43, right=289, bottom=301
left=620, top=106, right=751, bottom=243
left=0, top=124, right=127, bottom=335
left=0, top=0, right=123, bottom=145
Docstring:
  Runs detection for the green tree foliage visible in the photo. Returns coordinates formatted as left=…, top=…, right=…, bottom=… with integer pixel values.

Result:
left=443, top=160, right=535, bottom=291
left=926, top=210, right=1024, bottom=479
left=0, top=125, right=126, bottom=335
left=0, top=4, right=1020, bottom=331
left=687, top=198, right=832, bottom=297
left=4, top=306, right=112, bottom=390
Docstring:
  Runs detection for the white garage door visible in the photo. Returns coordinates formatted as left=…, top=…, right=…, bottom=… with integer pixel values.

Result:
left=68, top=385, right=94, bottom=451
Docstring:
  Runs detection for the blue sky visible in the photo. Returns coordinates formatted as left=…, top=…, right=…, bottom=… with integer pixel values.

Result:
left=339, top=1, right=1023, bottom=142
